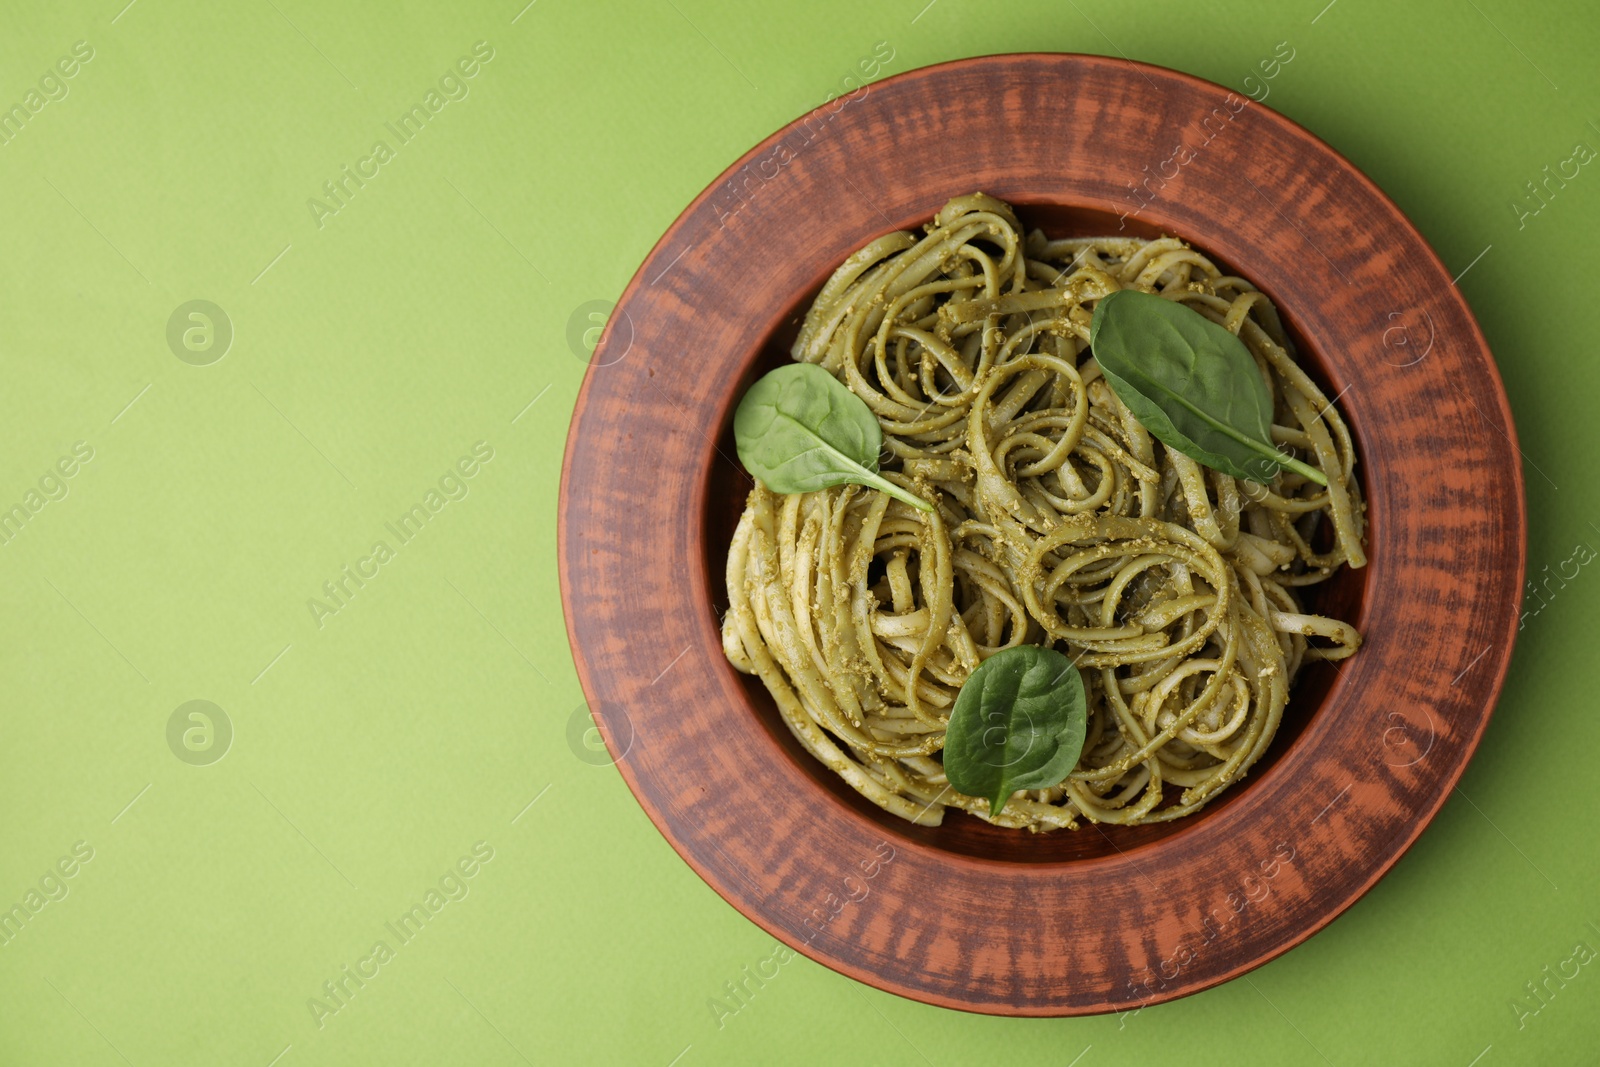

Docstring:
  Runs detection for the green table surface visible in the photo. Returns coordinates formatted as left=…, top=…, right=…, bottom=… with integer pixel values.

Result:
left=1, top=1, right=1596, bottom=1064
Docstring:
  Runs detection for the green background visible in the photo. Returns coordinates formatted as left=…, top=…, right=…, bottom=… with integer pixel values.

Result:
left=0, top=0, right=1595, bottom=1063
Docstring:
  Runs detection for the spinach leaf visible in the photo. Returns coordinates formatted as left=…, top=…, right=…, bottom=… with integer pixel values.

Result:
left=1089, top=289, right=1328, bottom=486
left=733, top=363, right=934, bottom=511
left=943, top=645, right=1087, bottom=816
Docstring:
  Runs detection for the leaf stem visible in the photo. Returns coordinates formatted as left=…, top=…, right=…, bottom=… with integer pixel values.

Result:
left=1277, top=453, right=1328, bottom=487
left=861, top=470, right=935, bottom=512
left=805, top=428, right=935, bottom=512
left=1164, top=390, right=1330, bottom=488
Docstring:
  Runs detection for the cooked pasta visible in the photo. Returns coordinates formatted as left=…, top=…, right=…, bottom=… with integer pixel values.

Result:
left=720, top=193, right=1365, bottom=831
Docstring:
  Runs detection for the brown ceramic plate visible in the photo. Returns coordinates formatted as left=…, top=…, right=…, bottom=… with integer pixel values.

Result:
left=558, top=54, right=1525, bottom=1016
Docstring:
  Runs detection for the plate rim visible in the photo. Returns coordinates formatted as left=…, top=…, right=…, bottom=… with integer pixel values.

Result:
left=559, top=51, right=1527, bottom=1016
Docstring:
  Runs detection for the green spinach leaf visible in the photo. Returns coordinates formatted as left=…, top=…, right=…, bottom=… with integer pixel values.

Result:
left=943, top=645, right=1087, bottom=816
left=1089, top=289, right=1327, bottom=486
left=733, top=363, right=933, bottom=511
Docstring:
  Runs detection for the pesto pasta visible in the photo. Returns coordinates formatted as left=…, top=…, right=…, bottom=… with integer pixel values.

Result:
left=721, top=193, right=1365, bottom=831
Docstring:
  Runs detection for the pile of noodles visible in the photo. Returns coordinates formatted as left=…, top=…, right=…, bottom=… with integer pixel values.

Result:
left=720, top=193, right=1365, bottom=831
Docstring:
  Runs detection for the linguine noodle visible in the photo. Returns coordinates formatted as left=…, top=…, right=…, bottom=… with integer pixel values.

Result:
left=721, top=193, right=1365, bottom=831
